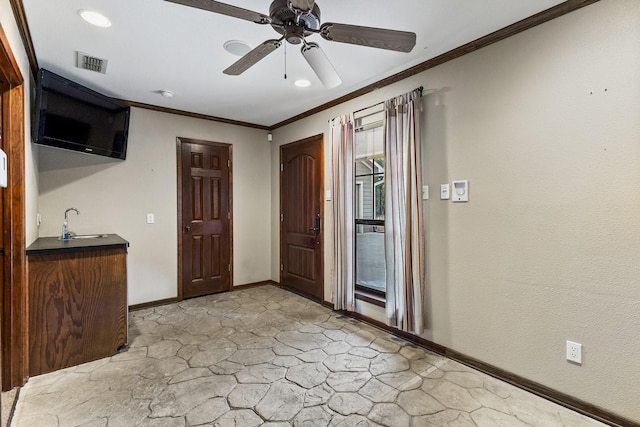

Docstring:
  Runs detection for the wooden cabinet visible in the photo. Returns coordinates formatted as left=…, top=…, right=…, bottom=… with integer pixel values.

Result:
left=27, top=243, right=127, bottom=376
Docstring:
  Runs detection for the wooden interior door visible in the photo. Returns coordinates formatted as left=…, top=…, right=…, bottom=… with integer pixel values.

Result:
left=280, top=134, right=324, bottom=300
left=178, top=139, right=232, bottom=299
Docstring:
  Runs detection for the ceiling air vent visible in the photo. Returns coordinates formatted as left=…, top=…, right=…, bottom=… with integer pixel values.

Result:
left=76, top=51, right=108, bottom=74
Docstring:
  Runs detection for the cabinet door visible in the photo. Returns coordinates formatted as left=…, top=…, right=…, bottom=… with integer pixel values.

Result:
left=28, top=248, right=127, bottom=376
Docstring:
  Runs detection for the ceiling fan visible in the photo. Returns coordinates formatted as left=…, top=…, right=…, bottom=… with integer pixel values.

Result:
left=165, top=0, right=417, bottom=88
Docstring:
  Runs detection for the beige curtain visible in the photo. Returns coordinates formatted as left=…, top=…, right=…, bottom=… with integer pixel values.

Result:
left=384, top=88, right=425, bottom=334
left=331, top=114, right=355, bottom=311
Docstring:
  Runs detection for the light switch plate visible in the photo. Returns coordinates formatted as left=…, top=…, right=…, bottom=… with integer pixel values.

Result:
left=146, top=213, right=155, bottom=224
left=422, top=185, right=429, bottom=200
left=440, top=184, right=450, bottom=200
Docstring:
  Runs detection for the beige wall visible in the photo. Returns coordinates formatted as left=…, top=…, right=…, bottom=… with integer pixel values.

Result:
left=0, top=0, right=39, bottom=245
left=38, top=108, right=272, bottom=305
left=272, top=0, right=640, bottom=421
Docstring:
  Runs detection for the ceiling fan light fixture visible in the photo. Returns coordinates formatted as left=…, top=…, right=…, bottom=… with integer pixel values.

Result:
left=301, top=42, right=341, bottom=89
left=78, top=10, right=112, bottom=28
left=223, top=40, right=251, bottom=56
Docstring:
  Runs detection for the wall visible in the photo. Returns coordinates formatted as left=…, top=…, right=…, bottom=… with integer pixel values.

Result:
left=38, top=108, right=271, bottom=305
left=0, top=0, right=39, bottom=245
left=271, top=0, right=639, bottom=421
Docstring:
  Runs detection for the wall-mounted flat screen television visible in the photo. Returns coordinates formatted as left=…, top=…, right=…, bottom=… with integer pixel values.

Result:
left=33, top=69, right=130, bottom=160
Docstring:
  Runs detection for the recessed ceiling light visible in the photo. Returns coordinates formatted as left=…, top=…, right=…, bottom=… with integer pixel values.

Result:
left=78, top=10, right=112, bottom=28
left=159, top=90, right=174, bottom=98
left=223, top=40, right=251, bottom=56
left=294, top=79, right=311, bottom=88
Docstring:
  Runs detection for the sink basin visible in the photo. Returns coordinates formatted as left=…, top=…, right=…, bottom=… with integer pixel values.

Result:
left=70, top=234, right=109, bottom=239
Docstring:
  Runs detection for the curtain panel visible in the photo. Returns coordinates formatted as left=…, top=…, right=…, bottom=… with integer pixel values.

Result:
left=383, top=88, right=426, bottom=334
left=331, top=115, right=355, bottom=311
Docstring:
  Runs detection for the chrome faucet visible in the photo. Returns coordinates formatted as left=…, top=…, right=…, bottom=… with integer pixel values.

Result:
left=62, top=208, right=80, bottom=240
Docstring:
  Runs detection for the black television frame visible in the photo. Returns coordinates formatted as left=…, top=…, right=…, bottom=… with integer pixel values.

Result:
left=33, top=69, right=130, bottom=160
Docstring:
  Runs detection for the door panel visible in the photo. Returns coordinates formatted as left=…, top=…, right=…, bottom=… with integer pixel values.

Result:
left=281, top=135, right=323, bottom=300
left=179, top=140, right=231, bottom=299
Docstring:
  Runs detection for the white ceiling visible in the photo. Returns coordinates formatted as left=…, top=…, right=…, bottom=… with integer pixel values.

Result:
left=22, top=0, right=566, bottom=127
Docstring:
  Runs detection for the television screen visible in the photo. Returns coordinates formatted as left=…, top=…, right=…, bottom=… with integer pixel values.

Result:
left=33, top=69, right=130, bottom=160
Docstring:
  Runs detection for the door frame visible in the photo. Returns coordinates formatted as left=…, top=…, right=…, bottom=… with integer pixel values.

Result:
left=0, top=23, right=28, bottom=390
left=176, top=137, right=233, bottom=301
left=279, top=133, right=324, bottom=300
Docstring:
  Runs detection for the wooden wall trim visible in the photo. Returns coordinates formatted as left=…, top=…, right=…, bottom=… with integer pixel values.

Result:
left=0, top=21, right=27, bottom=391
left=269, top=0, right=600, bottom=130
left=342, top=310, right=633, bottom=427
left=129, top=297, right=179, bottom=312
left=8, top=0, right=37, bottom=79
left=123, top=100, right=270, bottom=130
left=232, top=280, right=279, bottom=291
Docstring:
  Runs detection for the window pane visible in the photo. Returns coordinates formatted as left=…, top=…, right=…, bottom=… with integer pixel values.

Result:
left=355, top=227, right=386, bottom=292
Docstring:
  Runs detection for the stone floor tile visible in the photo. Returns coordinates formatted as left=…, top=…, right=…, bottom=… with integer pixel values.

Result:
left=276, top=331, right=332, bottom=351
left=189, top=348, right=236, bottom=367
left=209, top=360, right=245, bottom=375
left=468, top=387, right=511, bottom=413
left=377, top=371, right=423, bottom=390
left=445, top=370, right=486, bottom=389
left=413, top=409, right=476, bottom=426
left=294, top=405, right=333, bottom=426
left=369, top=353, right=410, bottom=376
left=235, top=363, right=286, bottom=383
left=148, top=339, right=183, bottom=359
left=348, top=347, right=379, bottom=359
left=358, top=378, right=398, bottom=403
left=297, top=348, right=328, bottom=363
left=370, top=338, right=401, bottom=354
left=323, top=354, right=371, bottom=372
left=227, top=383, right=270, bottom=408
left=255, top=380, right=305, bottom=421
left=471, top=406, right=530, bottom=426
left=227, top=348, right=275, bottom=365
left=345, top=331, right=376, bottom=347
left=12, top=286, right=612, bottom=427
left=304, top=382, right=335, bottom=407
left=324, top=341, right=352, bottom=355
left=367, top=403, right=411, bottom=427
left=326, top=371, right=372, bottom=392
left=426, top=381, right=482, bottom=412
left=328, top=392, right=373, bottom=416
left=397, top=389, right=446, bottom=416
left=329, top=414, right=383, bottom=426
left=185, top=397, right=229, bottom=426
left=214, top=409, right=263, bottom=427
left=287, top=362, right=330, bottom=389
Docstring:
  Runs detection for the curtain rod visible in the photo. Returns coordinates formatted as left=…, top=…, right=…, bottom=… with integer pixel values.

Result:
left=351, top=86, right=424, bottom=116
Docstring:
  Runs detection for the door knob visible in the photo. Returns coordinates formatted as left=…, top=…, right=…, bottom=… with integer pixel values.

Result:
left=309, top=213, right=321, bottom=233
left=185, top=225, right=191, bottom=232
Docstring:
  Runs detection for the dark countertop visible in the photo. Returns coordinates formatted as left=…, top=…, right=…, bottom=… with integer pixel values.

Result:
left=27, top=234, right=129, bottom=255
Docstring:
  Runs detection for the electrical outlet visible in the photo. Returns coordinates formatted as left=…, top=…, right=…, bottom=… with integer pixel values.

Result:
left=566, top=340, right=582, bottom=364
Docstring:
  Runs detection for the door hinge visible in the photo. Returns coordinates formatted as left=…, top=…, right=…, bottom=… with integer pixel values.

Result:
left=228, top=264, right=231, bottom=272
left=280, top=264, right=284, bottom=271
left=280, top=163, right=283, bottom=172
left=227, top=159, right=230, bottom=167
left=228, top=212, right=231, bottom=220
left=280, top=213, right=283, bottom=222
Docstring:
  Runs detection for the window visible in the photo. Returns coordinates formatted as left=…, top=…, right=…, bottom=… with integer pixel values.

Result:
left=354, top=105, right=386, bottom=297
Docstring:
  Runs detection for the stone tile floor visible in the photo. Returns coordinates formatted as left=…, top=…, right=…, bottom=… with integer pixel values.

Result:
left=12, top=285, right=606, bottom=426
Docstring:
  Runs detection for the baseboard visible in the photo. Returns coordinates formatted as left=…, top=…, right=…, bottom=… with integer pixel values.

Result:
left=232, top=280, right=279, bottom=290
left=129, top=297, right=179, bottom=312
left=340, top=311, right=632, bottom=427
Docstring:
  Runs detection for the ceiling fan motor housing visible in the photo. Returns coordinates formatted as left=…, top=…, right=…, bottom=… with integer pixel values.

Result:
left=269, top=0, right=321, bottom=45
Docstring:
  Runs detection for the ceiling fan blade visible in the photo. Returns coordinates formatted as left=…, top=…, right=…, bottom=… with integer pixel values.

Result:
left=164, top=0, right=270, bottom=24
left=301, top=43, right=341, bottom=89
left=289, top=0, right=315, bottom=13
left=320, top=23, right=416, bottom=53
left=224, top=39, right=282, bottom=76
